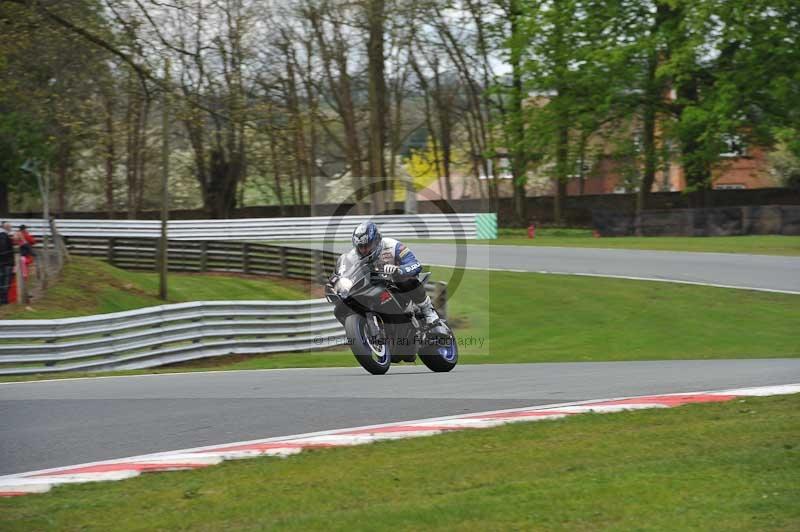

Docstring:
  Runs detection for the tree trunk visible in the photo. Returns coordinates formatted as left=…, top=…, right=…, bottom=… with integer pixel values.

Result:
left=366, top=0, right=387, bottom=214
left=637, top=3, right=673, bottom=216
left=310, top=11, right=365, bottom=213
left=0, top=181, right=8, bottom=216
left=554, top=122, right=569, bottom=225
left=55, top=143, right=69, bottom=216
left=104, top=93, right=116, bottom=218
left=389, top=70, right=406, bottom=212
left=269, top=131, right=285, bottom=217
left=284, top=46, right=310, bottom=215
left=205, top=147, right=241, bottom=219
left=509, top=0, right=527, bottom=226
left=431, top=67, right=453, bottom=202
left=135, top=96, right=151, bottom=214
left=125, top=81, right=141, bottom=219
left=302, top=52, right=318, bottom=217
left=637, top=92, right=657, bottom=232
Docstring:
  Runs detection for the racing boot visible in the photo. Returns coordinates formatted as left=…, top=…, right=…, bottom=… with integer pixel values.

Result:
left=418, top=295, right=440, bottom=325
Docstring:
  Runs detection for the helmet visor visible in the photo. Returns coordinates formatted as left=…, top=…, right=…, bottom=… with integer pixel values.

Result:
left=357, top=239, right=378, bottom=257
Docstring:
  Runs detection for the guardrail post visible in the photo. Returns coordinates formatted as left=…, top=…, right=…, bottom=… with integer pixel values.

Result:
left=200, top=241, right=208, bottom=272
left=107, top=237, right=116, bottom=266
left=242, top=242, right=251, bottom=274
left=279, top=246, right=288, bottom=277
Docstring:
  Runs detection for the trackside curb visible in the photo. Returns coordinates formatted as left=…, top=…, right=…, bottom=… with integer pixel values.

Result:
left=1, top=383, right=798, bottom=497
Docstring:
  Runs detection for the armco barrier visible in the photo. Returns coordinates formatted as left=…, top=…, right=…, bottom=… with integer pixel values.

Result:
left=0, top=300, right=345, bottom=375
left=8, top=213, right=495, bottom=241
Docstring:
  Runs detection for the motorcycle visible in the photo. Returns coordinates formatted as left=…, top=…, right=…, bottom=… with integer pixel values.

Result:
left=324, top=254, right=458, bottom=375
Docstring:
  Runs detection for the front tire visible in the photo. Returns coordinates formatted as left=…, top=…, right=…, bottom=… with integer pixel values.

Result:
left=345, top=314, right=391, bottom=375
left=419, top=331, right=458, bottom=373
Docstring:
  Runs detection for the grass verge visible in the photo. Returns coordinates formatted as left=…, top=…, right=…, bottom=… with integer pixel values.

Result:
left=1, top=393, right=797, bottom=531
left=3, top=265, right=797, bottom=383
left=0, top=256, right=315, bottom=319
left=446, top=266, right=800, bottom=363
left=412, top=229, right=800, bottom=256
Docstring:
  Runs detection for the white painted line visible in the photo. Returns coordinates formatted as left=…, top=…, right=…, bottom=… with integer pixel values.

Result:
left=428, top=263, right=528, bottom=273
left=714, top=383, right=800, bottom=396
left=0, top=365, right=358, bottom=387
left=537, top=271, right=800, bottom=295
left=429, top=263, right=800, bottom=294
left=552, top=404, right=669, bottom=413
left=126, top=454, right=224, bottom=466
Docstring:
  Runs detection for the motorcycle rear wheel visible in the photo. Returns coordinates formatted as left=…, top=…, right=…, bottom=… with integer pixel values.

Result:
left=345, top=314, right=391, bottom=375
left=419, top=331, right=459, bottom=373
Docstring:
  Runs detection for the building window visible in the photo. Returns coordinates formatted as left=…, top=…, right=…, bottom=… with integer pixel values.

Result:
left=714, top=183, right=746, bottom=190
left=720, top=134, right=747, bottom=158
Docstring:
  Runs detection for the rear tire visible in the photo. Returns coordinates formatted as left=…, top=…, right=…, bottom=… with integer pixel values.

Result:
left=345, top=314, right=391, bottom=375
left=419, top=331, right=458, bottom=373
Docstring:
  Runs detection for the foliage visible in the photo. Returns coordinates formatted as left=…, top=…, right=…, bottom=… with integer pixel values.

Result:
left=0, top=0, right=798, bottom=216
left=0, top=112, right=49, bottom=193
left=767, top=131, right=800, bottom=189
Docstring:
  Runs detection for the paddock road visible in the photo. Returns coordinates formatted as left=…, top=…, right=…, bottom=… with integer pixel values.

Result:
left=2, top=359, right=800, bottom=476
left=299, top=242, right=800, bottom=293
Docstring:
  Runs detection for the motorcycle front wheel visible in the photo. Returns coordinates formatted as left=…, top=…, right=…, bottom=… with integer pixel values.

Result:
left=345, top=314, right=391, bottom=375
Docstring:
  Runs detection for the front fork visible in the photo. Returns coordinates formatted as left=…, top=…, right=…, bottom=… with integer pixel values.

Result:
left=365, top=312, right=382, bottom=337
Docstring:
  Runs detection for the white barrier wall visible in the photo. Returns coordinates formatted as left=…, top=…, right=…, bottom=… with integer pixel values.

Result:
left=8, top=213, right=498, bottom=241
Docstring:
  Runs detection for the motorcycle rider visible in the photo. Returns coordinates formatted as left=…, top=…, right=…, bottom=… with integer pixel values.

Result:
left=338, top=221, right=441, bottom=325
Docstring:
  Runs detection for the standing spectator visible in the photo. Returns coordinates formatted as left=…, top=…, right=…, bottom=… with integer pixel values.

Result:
left=0, top=222, right=15, bottom=305
left=16, top=224, right=36, bottom=283
left=16, top=224, right=36, bottom=258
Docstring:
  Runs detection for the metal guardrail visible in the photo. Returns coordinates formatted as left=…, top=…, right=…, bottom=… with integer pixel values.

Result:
left=8, top=213, right=498, bottom=240
left=0, top=300, right=345, bottom=375
left=64, top=237, right=337, bottom=281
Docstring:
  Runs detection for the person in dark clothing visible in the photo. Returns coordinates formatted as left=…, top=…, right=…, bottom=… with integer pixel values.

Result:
left=0, top=222, right=15, bottom=305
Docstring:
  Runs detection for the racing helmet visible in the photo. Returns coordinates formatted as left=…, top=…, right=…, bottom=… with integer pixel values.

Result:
left=352, top=221, right=382, bottom=260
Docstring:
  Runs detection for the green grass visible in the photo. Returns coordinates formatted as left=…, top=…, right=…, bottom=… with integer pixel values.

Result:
left=447, top=266, right=800, bottom=363
left=2, top=393, right=797, bottom=531
left=0, top=256, right=314, bottom=320
left=2, top=263, right=797, bottom=382
left=413, top=229, right=800, bottom=256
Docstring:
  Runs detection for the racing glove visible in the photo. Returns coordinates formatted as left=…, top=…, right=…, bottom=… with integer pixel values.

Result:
left=383, top=264, right=400, bottom=276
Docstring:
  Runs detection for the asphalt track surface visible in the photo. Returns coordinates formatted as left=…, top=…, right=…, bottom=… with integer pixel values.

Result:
left=3, top=359, right=800, bottom=476
left=304, top=242, right=800, bottom=293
